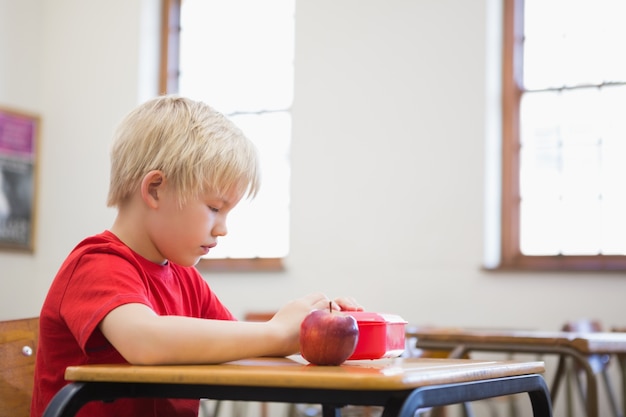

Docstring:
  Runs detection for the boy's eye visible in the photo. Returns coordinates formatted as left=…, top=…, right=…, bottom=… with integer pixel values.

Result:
left=208, top=206, right=219, bottom=213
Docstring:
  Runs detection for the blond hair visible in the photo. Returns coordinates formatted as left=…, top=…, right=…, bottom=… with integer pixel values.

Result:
left=107, top=95, right=260, bottom=207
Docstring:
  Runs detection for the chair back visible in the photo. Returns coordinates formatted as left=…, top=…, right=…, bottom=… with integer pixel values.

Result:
left=0, top=317, right=39, bottom=417
left=562, top=318, right=609, bottom=373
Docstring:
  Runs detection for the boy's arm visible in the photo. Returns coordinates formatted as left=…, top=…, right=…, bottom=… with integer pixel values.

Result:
left=100, top=292, right=360, bottom=365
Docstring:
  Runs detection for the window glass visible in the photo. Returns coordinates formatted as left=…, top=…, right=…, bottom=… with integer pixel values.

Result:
left=501, top=0, right=626, bottom=269
left=178, top=0, right=294, bottom=259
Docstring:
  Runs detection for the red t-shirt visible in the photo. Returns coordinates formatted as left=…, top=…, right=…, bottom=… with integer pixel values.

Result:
left=31, top=231, right=236, bottom=417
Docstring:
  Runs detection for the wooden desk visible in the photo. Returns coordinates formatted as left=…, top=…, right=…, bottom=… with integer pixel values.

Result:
left=406, top=327, right=626, bottom=417
left=42, top=356, right=552, bottom=417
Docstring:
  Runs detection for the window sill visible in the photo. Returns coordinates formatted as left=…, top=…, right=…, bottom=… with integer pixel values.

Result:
left=486, top=255, right=626, bottom=272
left=195, top=257, right=285, bottom=272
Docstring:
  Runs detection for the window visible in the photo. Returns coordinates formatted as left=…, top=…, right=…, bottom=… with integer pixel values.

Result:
left=500, top=0, right=626, bottom=270
left=160, top=0, right=293, bottom=271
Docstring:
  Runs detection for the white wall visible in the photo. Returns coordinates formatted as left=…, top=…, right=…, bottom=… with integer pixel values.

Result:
left=1, top=1, right=625, bottom=415
left=0, top=0, right=159, bottom=318
left=3, top=0, right=626, bottom=350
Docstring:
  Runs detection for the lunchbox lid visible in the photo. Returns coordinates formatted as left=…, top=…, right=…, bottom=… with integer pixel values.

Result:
left=347, top=311, right=407, bottom=324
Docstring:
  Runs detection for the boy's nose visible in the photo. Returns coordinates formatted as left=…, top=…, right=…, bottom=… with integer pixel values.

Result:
left=212, top=219, right=228, bottom=237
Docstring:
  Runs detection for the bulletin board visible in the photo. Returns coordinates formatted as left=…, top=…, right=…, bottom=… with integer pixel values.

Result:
left=0, top=106, right=40, bottom=252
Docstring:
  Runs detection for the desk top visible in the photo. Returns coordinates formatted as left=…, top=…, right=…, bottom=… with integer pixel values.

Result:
left=406, top=326, right=626, bottom=354
left=64, top=356, right=545, bottom=391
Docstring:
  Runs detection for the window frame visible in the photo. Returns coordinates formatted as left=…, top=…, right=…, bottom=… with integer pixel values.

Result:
left=159, top=0, right=284, bottom=272
left=498, top=0, right=626, bottom=271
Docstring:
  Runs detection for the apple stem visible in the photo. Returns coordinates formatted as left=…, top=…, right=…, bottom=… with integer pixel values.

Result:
left=329, top=301, right=332, bottom=313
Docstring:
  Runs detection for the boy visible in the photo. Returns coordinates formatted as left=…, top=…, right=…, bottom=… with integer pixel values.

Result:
left=32, top=96, right=362, bottom=417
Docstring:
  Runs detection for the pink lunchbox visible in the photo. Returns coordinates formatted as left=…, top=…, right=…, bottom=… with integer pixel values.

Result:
left=346, top=312, right=407, bottom=360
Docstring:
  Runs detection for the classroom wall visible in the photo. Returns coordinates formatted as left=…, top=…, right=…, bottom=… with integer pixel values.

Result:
left=1, top=1, right=625, bottom=414
left=3, top=0, right=626, bottom=339
left=0, top=0, right=159, bottom=319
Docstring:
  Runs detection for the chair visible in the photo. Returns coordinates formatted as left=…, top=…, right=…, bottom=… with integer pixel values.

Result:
left=0, top=316, right=39, bottom=417
left=561, top=319, right=621, bottom=417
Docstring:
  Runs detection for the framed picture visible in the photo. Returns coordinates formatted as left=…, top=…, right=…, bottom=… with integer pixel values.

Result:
left=0, top=106, right=40, bottom=252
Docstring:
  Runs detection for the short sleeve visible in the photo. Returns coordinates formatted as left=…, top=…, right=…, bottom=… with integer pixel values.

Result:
left=59, top=251, right=155, bottom=352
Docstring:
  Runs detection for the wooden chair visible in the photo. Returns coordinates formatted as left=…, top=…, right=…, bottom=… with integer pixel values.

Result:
left=0, top=316, right=39, bottom=417
left=561, top=319, right=621, bottom=417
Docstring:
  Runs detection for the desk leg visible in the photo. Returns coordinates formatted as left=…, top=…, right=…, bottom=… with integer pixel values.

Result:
left=322, top=405, right=341, bottom=417
left=570, top=352, right=598, bottom=417
left=618, top=354, right=626, bottom=417
left=551, top=351, right=599, bottom=417
left=448, top=345, right=467, bottom=359
left=41, top=383, right=89, bottom=417
left=382, top=375, right=552, bottom=417
left=550, top=355, right=566, bottom=403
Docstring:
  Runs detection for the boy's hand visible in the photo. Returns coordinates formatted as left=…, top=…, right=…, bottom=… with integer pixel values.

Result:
left=332, top=296, right=364, bottom=312
left=268, top=292, right=363, bottom=356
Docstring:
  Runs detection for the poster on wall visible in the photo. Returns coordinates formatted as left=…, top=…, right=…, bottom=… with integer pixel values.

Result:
left=0, top=106, right=39, bottom=252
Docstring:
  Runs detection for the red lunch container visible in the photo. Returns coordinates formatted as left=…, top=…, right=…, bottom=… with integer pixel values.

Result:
left=346, top=312, right=407, bottom=360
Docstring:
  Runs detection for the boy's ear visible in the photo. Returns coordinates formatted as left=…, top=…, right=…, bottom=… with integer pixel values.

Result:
left=140, top=170, right=165, bottom=208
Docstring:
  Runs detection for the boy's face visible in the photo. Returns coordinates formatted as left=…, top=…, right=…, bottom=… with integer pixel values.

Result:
left=146, top=180, right=245, bottom=267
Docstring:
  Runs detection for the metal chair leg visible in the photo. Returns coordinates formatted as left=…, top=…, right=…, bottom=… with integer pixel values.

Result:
left=569, top=359, right=622, bottom=417
left=601, top=369, right=622, bottom=417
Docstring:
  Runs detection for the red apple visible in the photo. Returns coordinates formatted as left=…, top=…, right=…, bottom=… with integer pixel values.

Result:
left=299, top=304, right=359, bottom=365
